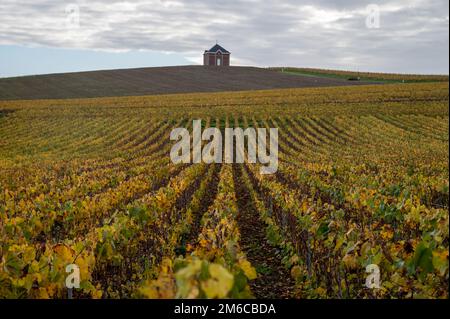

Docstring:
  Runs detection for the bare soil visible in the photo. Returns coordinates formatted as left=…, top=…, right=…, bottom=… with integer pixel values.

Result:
left=0, top=66, right=376, bottom=101
left=232, top=164, right=296, bottom=298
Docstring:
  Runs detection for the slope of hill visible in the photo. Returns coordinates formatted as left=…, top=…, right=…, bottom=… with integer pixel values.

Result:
left=0, top=66, right=375, bottom=101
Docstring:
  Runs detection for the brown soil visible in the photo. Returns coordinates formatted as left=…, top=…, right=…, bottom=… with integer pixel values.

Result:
left=232, top=164, right=296, bottom=298
left=0, top=66, right=376, bottom=101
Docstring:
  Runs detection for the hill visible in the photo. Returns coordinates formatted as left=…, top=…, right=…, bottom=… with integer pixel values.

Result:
left=0, top=66, right=376, bottom=101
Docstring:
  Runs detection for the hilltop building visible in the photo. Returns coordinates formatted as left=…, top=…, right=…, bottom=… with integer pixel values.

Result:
left=203, top=44, right=230, bottom=66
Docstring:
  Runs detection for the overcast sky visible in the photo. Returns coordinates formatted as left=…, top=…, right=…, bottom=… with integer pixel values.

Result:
left=0, top=0, right=448, bottom=77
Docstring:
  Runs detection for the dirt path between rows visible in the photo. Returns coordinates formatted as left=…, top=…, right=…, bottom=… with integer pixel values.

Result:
left=232, top=164, right=295, bottom=298
left=180, top=164, right=221, bottom=252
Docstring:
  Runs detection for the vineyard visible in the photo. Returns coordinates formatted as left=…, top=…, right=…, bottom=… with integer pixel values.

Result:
left=0, top=82, right=448, bottom=299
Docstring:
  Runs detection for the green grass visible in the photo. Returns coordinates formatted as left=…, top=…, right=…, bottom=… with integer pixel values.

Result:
left=272, top=67, right=449, bottom=84
left=280, top=70, right=397, bottom=83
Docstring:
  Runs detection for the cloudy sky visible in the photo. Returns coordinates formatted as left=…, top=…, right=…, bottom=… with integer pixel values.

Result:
left=0, top=0, right=448, bottom=77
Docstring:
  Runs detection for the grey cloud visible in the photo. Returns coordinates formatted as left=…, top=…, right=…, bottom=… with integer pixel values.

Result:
left=0, top=0, right=448, bottom=73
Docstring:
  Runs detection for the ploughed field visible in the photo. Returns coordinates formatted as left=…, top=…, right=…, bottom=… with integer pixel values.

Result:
left=0, top=82, right=448, bottom=299
left=0, top=66, right=377, bottom=101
